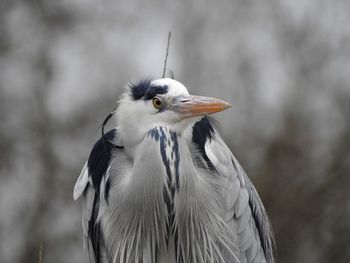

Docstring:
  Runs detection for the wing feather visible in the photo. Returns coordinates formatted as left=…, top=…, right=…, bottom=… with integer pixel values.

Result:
left=194, top=118, right=274, bottom=263
left=237, top=206, right=251, bottom=234
left=233, top=188, right=250, bottom=218
left=74, top=129, right=120, bottom=263
left=73, top=162, right=89, bottom=200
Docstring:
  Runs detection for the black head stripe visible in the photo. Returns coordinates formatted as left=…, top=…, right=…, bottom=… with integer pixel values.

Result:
left=130, top=79, right=152, bottom=100
left=144, top=85, right=168, bottom=100
left=129, top=79, right=168, bottom=100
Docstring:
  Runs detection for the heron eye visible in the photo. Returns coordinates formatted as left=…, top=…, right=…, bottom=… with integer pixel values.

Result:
left=152, top=97, right=163, bottom=109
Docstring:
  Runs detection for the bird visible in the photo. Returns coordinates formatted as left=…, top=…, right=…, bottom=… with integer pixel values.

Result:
left=73, top=78, right=274, bottom=263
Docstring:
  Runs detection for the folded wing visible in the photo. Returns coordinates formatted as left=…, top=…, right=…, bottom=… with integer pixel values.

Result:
left=73, top=129, right=120, bottom=263
left=192, top=117, right=275, bottom=263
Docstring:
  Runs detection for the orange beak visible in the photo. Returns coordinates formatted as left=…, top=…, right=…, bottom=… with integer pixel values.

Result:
left=174, top=95, right=232, bottom=119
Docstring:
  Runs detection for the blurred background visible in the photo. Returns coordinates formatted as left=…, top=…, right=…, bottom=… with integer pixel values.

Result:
left=0, top=0, right=349, bottom=262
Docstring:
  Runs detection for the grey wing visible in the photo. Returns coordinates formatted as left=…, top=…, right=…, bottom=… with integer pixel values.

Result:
left=204, top=132, right=275, bottom=263
left=73, top=129, right=119, bottom=263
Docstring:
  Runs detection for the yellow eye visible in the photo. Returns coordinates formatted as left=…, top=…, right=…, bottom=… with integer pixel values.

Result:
left=152, top=97, right=162, bottom=109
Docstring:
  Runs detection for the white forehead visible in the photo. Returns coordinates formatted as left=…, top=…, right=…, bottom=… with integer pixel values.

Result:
left=151, top=78, right=189, bottom=96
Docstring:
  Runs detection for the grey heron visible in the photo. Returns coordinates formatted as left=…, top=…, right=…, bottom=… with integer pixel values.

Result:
left=73, top=78, right=274, bottom=263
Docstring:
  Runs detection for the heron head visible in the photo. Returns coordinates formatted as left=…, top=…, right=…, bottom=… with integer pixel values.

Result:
left=116, top=78, right=231, bottom=153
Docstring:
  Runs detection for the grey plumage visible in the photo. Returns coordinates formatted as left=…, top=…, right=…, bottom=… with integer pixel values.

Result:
left=74, top=78, right=274, bottom=263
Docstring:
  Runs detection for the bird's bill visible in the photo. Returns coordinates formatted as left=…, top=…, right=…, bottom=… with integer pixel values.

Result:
left=174, top=95, right=232, bottom=119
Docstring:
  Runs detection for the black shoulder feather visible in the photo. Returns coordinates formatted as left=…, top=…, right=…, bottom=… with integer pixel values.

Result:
left=87, top=129, right=116, bottom=189
left=86, top=129, right=117, bottom=263
left=192, top=117, right=216, bottom=170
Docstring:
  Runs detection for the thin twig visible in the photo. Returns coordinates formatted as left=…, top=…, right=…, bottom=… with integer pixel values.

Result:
left=162, top=31, right=172, bottom=78
left=169, top=69, right=175, bottom=79
left=38, top=242, right=43, bottom=263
